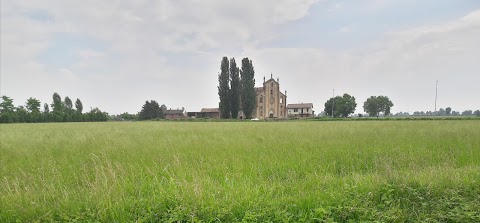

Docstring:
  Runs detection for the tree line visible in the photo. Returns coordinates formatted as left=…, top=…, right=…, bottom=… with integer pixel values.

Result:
left=396, top=107, right=480, bottom=117
left=0, top=93, right=108, bottom=123
left=323, top=94, right=394, bottom=118
left=218, top=57, right=256, bottom=119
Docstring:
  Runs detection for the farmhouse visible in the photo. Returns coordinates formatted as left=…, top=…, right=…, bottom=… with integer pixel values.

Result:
left=287, top=103, right=314, bottom=118
left=165, top=108, right=188, bottom=119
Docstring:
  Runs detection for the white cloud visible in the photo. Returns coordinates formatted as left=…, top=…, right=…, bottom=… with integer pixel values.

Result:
left=1, top=1, right=479, bottom=114
left=242, top=9, right=480, bottom=113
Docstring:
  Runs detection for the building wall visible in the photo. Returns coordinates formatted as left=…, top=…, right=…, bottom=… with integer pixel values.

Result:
left=254, top=78, right=287, bottom=119
left=165, top=113, right=187, bottom=119
left=287, top=107, right=313, bottom=118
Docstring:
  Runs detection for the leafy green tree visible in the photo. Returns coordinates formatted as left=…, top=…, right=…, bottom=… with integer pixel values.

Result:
left=324, top=94, right=357, bottom=118
left=16, top=106, right=28, bottom=123
left=150, top=100, right=164, bottom=119
left=446, top=107, right=452, bottom=115
left=229, top=57, right=241, bottom=119
left=218, top=57, right=230, bottom=119
left=474, top=110, right=480, bottom=116
left=52, top=92, right=63, bottom=112
left=25, top=97, right=42, bottom=122
left=26, top=97, right=41, bottom=113
left=86, top=107, right=109, bottom=121
left=0, top=96, right=16, bottom=123
left=51, top=92, right=64, bottom=122
left=462, top=110, right=473, bottom=116
left=64, top=97, right=73, bottom=112
left=0, top=96, right=15, bottom=113
left=240, top=58, right=256, bottom=119
left=139, top=100, right=164, bottom=120
left=63, top=96, right=74, bottom=122
left=74, top=98, right=84, bottom=121
left=363, top=96, right=394, bottom=118
left=75, top=98, right=83, bottom=114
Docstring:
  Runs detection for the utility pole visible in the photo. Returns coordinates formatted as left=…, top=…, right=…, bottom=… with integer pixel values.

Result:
left=435, top=80, right=438, bottom=115
left=332, top=89, right=335, bottom=118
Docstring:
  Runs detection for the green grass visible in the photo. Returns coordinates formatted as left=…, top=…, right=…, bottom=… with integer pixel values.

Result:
left=1, top=121, right=480, bottom=222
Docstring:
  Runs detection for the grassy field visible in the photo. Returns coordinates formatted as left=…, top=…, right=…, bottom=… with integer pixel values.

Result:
left=1, top=121, right=480, bottom=222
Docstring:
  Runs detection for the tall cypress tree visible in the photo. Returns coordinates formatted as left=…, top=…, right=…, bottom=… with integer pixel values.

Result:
left=240, top=58, right=256, bottom=119
left=218, top=57, right=230, bottom=119
left=229, top=58, right=240, bottom=119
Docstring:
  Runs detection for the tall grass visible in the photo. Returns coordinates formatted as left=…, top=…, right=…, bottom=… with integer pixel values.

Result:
left=1, top=121, right=479, bottom=222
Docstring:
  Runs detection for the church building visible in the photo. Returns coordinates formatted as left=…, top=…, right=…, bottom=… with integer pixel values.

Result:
left=252, top=74, right=287, bottom=119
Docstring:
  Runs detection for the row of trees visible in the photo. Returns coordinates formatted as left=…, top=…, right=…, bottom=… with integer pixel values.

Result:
left=0, top=93, right=108, bottom=123
left=218, top=57, right=256, bottom=119
left=397, top=108, right=480, bottom=117
left=323, top=94, right=394, bottom=118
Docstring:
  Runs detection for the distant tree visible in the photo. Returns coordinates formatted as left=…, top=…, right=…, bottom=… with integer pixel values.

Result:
left=363, top=96, right=394, bottom=118
left=43, top=103, right=50, bottom=113
left=240, top=58, right=256, bottom=119
left=26, top=97, right=41, bottom=113
left=438, top=108, right=446, bottom=116
left=139, top=100, right=164, bottom=120
left=229, top=57, right=241, bottom=119
left=324, top=93, right=357, bottom=118
left=15, top=106, right=28, bottom=123
left=446, top=107, right=452, bottom=115
left=75, top=98, right=83, bottom=113
left=462, top=110, right=473, bottom=116
left=25, top=97, right=42, bottom=122
left=120, top=112, right=137, bottom=120
left=139, top=101, right=151, bottom=120
left=150, top=100, right=164, bottom=119
left=64, top=97, right=73, bottom=112
left=218, top=57, right=230, bottom=119
left=474, top=110, right=480, bottom=116
left=43, top=103, right=51, bottom=122
left=51, top=92, right=63, bottom=112
left=0, top=96, right=15, bottom=113
left=86, top=107, right=108, bottom=121
left=337, top=94, right=356, bottom=117
left=0, top=96, right=16, bottom=123
left=51, top=92, right=64, bottom=122
left=63, top=96, right=74, bottom=121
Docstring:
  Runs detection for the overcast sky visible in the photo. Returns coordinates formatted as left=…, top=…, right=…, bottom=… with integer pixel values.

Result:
left=2, top=0, right=480, bottom=114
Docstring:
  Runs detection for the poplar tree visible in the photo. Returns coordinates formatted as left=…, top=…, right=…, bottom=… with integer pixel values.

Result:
left=240, top=58, right=256, bottom=119
left=229, top=58, right=240, bottom=119
left=75, top=98, right=83, bottom=114
left=218, top=57, right=230, bottom=119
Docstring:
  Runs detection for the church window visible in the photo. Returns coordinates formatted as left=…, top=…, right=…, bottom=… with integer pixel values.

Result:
left=280, top=97, right=283, bottom=103
left=260, top=96, right=263, bottom=103
left=270, top=89, right=273, bottom=95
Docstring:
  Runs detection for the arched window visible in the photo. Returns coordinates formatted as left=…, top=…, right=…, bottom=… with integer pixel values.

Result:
left=260, top=96, right=263, bottom=103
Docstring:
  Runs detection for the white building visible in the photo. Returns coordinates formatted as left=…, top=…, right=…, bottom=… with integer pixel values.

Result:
left=287, top=103, right=314, bottom=118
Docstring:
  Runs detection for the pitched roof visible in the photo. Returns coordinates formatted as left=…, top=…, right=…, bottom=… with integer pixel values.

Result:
left=287, top=103, right=313, bottom=109
left=165, top=109, right=185, bottom=114
left=200, top=108, right=219, bottom=113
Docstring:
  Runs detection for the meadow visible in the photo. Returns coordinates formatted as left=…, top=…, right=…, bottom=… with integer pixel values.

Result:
left=1, top=120, right=479, bottom=222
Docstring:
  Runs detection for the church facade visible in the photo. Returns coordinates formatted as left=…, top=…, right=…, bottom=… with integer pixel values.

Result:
left=252, top=75, right=287, bottom=119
